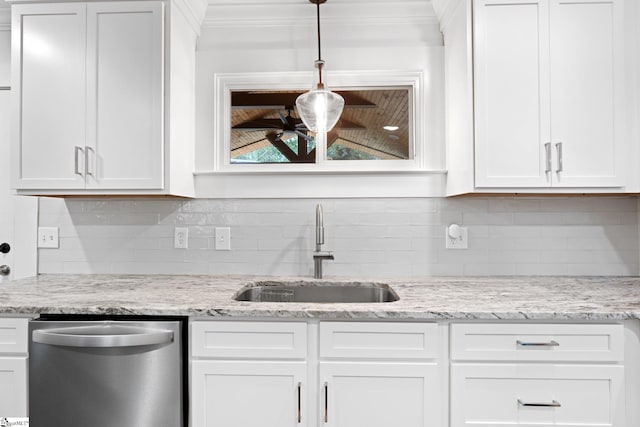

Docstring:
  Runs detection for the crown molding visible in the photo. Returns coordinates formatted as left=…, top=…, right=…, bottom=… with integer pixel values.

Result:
left=202, top=0, right=437, bottom=29
left=432, top=0, right=464, bottom=33
left=172, top=0, right=208, bottom=35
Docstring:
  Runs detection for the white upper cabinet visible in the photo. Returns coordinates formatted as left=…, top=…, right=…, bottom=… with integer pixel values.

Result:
left=11, top=0, right=201, bottom=196
left=473, top=0, right=551, bottom=188
left=12, top=3, right=88, bottom=190
left=547, top=0, right=624, bottom=188
left=85, top=2, right=164, bottom=190
left=442, top=0, right=628, bottom=194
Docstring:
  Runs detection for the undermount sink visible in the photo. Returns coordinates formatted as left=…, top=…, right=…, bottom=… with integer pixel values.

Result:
left=233, top=281, right=400, bottom=303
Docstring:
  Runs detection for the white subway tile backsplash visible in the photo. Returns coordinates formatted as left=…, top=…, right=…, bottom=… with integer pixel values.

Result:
left=463, top=263, right=516, bottom=276
left=464, top=212, right=514, bottom=225
left=515, top=264, right=568, bottom=275
left=36, top=197, right=639, bottom=277
left=567, top=263, right=636, bottom=276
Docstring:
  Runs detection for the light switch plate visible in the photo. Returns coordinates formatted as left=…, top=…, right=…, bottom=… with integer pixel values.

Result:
left=215, top=227, right=231, bottom=251
left=38, top=227, right=59, bottom=249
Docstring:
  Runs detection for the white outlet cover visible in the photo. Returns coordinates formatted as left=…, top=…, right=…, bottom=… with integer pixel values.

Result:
left=174, top=227, right=188, bottom=249
left=37, top=227, right=59, bottom=249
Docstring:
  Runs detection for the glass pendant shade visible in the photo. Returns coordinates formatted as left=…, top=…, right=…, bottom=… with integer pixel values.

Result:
left=296, top=88, right=345, bottom=133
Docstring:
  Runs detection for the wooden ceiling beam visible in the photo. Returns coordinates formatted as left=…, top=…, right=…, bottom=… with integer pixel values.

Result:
left=231, top=91, right=377, bottom=109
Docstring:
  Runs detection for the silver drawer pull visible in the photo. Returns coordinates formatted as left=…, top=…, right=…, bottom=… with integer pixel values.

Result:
left=297, top=382, right=302, bottom=424
left=324, top=382, right=329, bottom=423
left=517, top=340, right=559, bottom=347
left=518, top=399, right=561, bottom=408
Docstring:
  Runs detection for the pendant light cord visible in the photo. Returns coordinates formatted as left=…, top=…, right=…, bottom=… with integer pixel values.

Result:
left=315, top=1, right=324, bottom=87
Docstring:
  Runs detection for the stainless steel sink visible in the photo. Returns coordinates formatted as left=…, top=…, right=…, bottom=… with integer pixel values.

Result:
left=233, top=281, right=399, bottom=303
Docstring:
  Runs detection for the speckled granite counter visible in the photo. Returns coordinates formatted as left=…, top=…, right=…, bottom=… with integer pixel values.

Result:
left=1, top=275, right=639, bottom=320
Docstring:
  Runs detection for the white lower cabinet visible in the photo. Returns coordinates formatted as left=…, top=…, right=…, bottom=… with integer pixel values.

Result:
left=451, top=364, right=624, bottom=427
left=320, top=362, right=439, bottom=427
left=190, top=320, right=442, bottom=427
left=0, top=357, right=27, bottom=416
left=191, top=360, right=307, bottom=427
left=450, top=323, right=626, bottom=427
left=191, top=321, right=309, bottom=427
left=0, top=317, right=29, bottom=417
left=190, top=320, right=631, bottom=427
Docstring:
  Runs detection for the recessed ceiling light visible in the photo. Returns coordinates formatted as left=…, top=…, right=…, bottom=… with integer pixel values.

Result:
left=383, top=125, right=399, bottom=131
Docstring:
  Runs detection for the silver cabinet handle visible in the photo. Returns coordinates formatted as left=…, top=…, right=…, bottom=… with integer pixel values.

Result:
left=85, top=146, right=94, bottom=176
left=74, top=146, right=84, bottom=176
left=556, top=142, right=563, bottom=173
left=518, top=399, right=561, bottom=408
left=32, top=324, right=173, bottom=348
left=324, top=382, right=329, bottom=423
left=517, top=340, right=559, bottom=347
left=297, top=382, right=302, bottom=423
left=544, top=142, right=551, bottom=174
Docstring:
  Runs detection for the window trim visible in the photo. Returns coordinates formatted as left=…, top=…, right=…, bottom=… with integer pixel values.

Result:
left=213, top=70, right=427, bottom=173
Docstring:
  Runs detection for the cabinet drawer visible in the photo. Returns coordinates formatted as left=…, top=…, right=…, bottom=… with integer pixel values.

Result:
left=191, top=321, right=307, bottom=359
left=320, top=322, right=438, bottom=359
left=451, top=323, right=623, bottom=362
left=451, top=363, right=624, bottom=427
left=0, top=318, right=28, bottom=354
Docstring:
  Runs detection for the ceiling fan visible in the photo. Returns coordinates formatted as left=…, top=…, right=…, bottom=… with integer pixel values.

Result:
left=233, top=108, right=313, bottom=142
left=231, top=108, right=316, bottom=163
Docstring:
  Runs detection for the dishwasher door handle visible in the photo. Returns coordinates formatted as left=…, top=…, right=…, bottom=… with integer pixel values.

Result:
left=32, top=324, right=174, bottom=348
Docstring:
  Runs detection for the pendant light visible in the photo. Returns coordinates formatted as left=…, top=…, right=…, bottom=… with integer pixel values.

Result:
left=296, top=0, right=345, bottom=134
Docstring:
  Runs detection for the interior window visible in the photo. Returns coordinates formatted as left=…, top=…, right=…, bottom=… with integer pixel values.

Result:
left=230, top=88, right=411, bottom=164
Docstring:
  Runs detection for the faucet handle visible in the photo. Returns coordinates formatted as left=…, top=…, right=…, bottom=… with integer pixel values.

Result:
left=313, top=251, right=334, bottom=260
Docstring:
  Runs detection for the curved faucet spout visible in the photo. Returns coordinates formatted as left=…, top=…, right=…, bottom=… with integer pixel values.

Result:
left=314, top=204, right=333, bottom=278
left=316, top=204, right=324, bottom=251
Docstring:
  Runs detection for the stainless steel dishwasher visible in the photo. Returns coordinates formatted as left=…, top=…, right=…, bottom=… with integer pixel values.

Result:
left=29, top=316, right=186, bottom=427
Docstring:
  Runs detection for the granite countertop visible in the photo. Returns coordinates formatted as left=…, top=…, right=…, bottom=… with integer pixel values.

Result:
left=0, top=274, right=639, bottom=320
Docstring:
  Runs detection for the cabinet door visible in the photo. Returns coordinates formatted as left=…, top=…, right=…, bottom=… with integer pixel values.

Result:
left=549, top=0, right=624, bottom=187
left=451, top=363, right=624, bottom=427
left=0, top=357, right=27, bottom=417
left=191, top=360, right=307, bottom=427
left=85, top=2, right=164, bottom=190
left=473, top=0, right=551, bottom=188
left=12, top=3, right=87, bottom=189
left=320, top=362, right=441, bottom=427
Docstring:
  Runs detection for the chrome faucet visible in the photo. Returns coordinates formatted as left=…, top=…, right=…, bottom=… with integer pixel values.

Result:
left=313, top=204, right=334, bottom=279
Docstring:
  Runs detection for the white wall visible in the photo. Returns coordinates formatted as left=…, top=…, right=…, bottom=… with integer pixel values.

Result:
left=37, top=196, right=639, bottom=277
left=192, top=2, right=447, bottom=198
left=9, top=1, right=640, bottom=278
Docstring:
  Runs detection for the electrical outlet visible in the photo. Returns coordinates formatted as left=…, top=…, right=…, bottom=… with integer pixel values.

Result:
left=215, top=227, right=231, bottom=251
left=174, top=227, right=188, bottom=249
left=445, top=225, right=468, bottom=249
left=38, top=227, right=59, bottom=249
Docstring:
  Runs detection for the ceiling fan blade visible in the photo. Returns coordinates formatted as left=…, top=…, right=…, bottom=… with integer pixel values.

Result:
left=233, top=119, right=286, bottom=130
left=295, top=130, right=313, bottom=142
